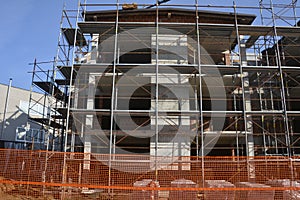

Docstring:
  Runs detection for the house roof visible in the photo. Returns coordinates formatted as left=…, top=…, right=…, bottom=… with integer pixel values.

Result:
left=84, top=8, right=256, bottom=25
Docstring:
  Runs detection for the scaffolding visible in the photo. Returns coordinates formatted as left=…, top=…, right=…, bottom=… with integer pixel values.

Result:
left=23, top=0, right=300, bottom=198
left=27, top=0, right=300, bottom=155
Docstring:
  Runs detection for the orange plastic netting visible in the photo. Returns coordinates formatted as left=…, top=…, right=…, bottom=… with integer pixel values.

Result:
left=0, top=148, right=299, bottom=199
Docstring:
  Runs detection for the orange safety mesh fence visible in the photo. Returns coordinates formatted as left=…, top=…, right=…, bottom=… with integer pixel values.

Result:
left=0, top=148, right=299, bottom=199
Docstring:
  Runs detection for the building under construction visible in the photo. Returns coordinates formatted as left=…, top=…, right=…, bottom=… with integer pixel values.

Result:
left=29, top=0, right=300, bottom=156
left=1, top=0, right=300, bottom=199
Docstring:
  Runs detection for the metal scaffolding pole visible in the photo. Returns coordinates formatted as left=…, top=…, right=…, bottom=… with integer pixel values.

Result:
left=292, top=0, right=298, bottom=26
left=258, top=72, right=268, bottom=155
left=233, top=0, right=255, bottom=181
left=27, top=59, right=36, bottom=137
left=108, top=0, right=119, bottom=196
left=195, top=0, right=205, bottom=187
left=62, top=0, right=83, bottom=199
left=155, top=0, right=159, bottom=182
left=55, top=3, right=67, bottom=152
left=64, top=2, right=81, bottom=152
left=233, top=89, right=240, bottom=157
left=270, top=0, right=292, bottom=156
left=194, top=74, right=199, bottom=157
left=1, top=78, right=12, bottom=139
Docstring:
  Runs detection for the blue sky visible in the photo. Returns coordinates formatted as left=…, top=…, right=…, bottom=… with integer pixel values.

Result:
left=0, top=0, right=295, bottom=90
left=0, top=1, right=64, bottom=89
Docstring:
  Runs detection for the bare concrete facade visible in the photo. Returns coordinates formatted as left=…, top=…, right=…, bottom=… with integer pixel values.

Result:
left=28, top=1, right=300, bottom=160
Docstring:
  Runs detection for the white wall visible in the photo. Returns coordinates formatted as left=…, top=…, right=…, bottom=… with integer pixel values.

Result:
left=0, top=83, right=44, bottom=143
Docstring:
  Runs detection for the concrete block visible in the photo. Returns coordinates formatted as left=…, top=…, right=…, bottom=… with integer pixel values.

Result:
left=169, top=179, right=197, bottom=200
left=131, top=179, right=160, bottom=200
left=235, top=182, right=274, bottom=200
left=266, top=179, right=300, bottom=200
left=204, top=180, right=235, bottom=200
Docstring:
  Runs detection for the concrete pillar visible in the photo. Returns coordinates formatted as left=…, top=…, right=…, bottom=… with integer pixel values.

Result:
left=149, top=33, right=191, bottom=170
left=90, top=34, right=99, bottom=63
left=240, top=38, right=254, bottom=157
left=150, top=74, right=191, bottom=170
left=240, top=38, right=255, bottom=180
left=83, top=74, right=95, bottom=169
left=224, top=52, right=231, bottom=66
